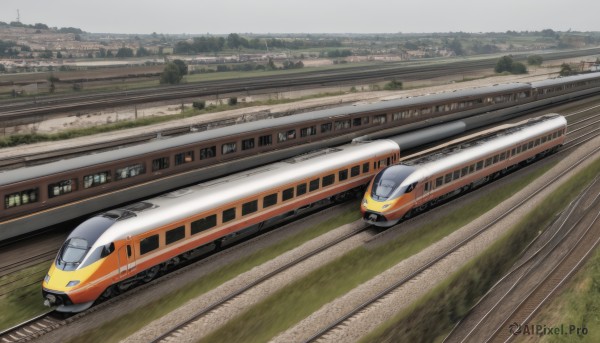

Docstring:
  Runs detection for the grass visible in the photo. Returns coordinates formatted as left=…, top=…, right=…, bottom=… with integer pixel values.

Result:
left=66, top=205, right=360, bottom=343
left=362, top=156, right=600, bottom=343
left=198, top=163, right=555, bottom=343
left=0, top=90, right=348, bottom=148
left=516, top=226, right=600, bottom=343
left=0, top=260, right=53, bottom=331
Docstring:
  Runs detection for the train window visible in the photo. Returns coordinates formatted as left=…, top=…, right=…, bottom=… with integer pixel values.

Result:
left=528, top=141, right=534, bottom=149
left=152, top=157, right=170, bottom=171
left=278, top=130, right=296, bottom=142
left=222, top=208, right=236, bottom=223
left=374, top=114, right=387, bottom=125
left=469, top=164, right=475, bottom=174
left=485, top=158, right=492, bottom=167
left=362, top=117, right=370, bottom=125
left=200, top=146, right=216, bottom=160
left=222, top=142, right=237, bottom=155
left=352, top=118, right=362, bottom=127
left=335, top=120, right=351, bottom=130
left=351, top=166, right=360, bottom=177
left=421, top=107, right=432, bottom=115
left=500, top=152, right=506, bottom=161
left=445, top=173, right=452, bottom=183
left=435, top=177, right=443, bottom=188
left=259, top=135, right=273, bottom=146
left=5, top=188, right=38, bottom=209
left=453, top=170, right=460, bottom=180
left=309, top=179, right=320, bottom=192
left=493, top=155, right=499, bottom=164
left=339, top=169, right=348, bottom=181
left=321, top=123, right=333, bottom=133
left=301, top=126, right=317, bottom=137
left=48, top=179, right=77, bottom=198
left=461, top=167, right=469, bottom=177
left=140, top=235, right=159, bottom=255
left=322, top=174, right=335, bottom=187
left=297, top=183, right=307, bottom=196
left=84, top=171, right=111, bottom=188
left=476, top=161, right=484, bottom=171
left=166, top=226, right=185, bottom=245
left=534, top=139, right=540, bottom=146
left=242, top=138, right=255, bottom=151
left=511, top=148, right=516, bottom=156
left=552, top=132, right=557, bottom=139
left=386, top=157, right=391, bottom=166
left=263, top=194, right=278, bottom=208
left=116, top=164, right=146, bottom=180
left=127, top=245, right=132, bottom=257
left=362, top=163, right=370, bottom=173
left=558, top=129, right=564, bottom=136
left=175, top=151, right=195, bottom=166
left=282, top=188, right=294, bottom=201
left=517, top=146, right=522, bottom=154
left=541, top=136, right=547, bottom=144
left=522, top=144, right=528, bottom=152
left=424, top=182, right=430, bottom=192
left=242, top=200, right=258, bottom=215
left=191, top=214, right=217, bottom=234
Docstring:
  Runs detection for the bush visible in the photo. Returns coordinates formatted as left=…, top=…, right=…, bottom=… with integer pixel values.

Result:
left=193, top=100, right=206, bottom=110
left=384, top=79, right=403, bottom=90
left=228, top=97, right=238, bottom=106
left=511, top=62, right=528, bottom=74
left=560, top=63, right=574, bottom=76
left=494, top=55, right=514, bottom=73
left=527, top=55, right=543, bottom=66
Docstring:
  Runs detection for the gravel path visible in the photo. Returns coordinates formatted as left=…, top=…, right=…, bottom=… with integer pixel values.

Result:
left=122, top=220, right=369, bottom=343
left=271, top=135, right=600, bottom=343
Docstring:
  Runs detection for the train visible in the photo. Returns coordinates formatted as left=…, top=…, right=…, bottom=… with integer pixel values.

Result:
left=361, top=114, right=567, bottom=226
left=42, top=113, right=566, bottom=312
left=42, top=140, right=399, bottom=312
left=3, top=72, right=600, bottom=241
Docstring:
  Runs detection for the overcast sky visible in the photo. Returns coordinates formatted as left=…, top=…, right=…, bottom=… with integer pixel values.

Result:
left=2, top=0, right=599, bottom=35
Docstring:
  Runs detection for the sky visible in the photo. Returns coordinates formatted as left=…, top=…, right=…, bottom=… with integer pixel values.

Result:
left=2, top=0, right=599, bottom=35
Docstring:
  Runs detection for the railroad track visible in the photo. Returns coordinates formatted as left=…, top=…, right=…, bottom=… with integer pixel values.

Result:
left=301, top=121, right=600, bottom=342
left=3, top=47, right=598, bottom=120
left=149, top=222, right=372, bottom=343
left=444, top=177, right=600, bottom=343
left=0, top=311, right=62, bottom=343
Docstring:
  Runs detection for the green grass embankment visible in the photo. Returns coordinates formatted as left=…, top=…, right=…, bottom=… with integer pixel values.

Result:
left=0, top=260, right=52, bottom=331
left=67, top=206, right=360, bottom=343
left=362, top=156, right=600, bottom=343
left=198, top=163, right=555, bottom=343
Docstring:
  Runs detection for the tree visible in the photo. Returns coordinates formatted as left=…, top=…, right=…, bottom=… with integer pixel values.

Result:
left=56, top=51, right=63, bottom=59
left=449, top=37, right=464, bottom=55
left=39, top=50, right=53, bottom=59
left=511, top=62, right=528, bottom=74
left=116, top=47, right=134, bottom=58
left=172, top=59, right=188, bottom=75
left=0, top=64, right=6, bottom=73
left=527, top=55, right=543, bottom=66
left=97, top=47, right=106, bottom=58
left=106, top=50, right=114, bottom=57
left=136, top=46, right=150, bottom=57
left=494, top=56, right=514, bottom=73
left=384, top=79, right=403, bottom=90
left=160, top=62, right=183, bottom=84
left=559, top=63, right=573, bottom=76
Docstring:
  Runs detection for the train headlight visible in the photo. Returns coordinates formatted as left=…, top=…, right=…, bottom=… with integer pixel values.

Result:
left=66, top=280, right=80, bottom=287
left=362, top=198, right=368, bottom=206
left=44, top=274, right=50, bottom=283
left=382, top=204, right=391, bottom=210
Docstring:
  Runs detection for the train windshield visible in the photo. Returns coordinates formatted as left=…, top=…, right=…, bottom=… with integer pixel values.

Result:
left=371, top=165, right=417, bottom=201
left=57, top=238, right=90, bottom=271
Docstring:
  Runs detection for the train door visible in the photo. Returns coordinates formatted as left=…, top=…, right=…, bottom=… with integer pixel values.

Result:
left=118, top=244, right=136, bottom=278
left=417, top=178, right=432, bottom=205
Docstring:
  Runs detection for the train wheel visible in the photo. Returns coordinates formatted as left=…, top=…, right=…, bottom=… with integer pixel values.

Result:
left=142, top=266, right=160, bottom=283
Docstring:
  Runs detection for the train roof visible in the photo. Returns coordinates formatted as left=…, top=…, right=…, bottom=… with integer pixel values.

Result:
left=402, top=114, right=566, bottom=184
left=530, top=72, right=600, bottom=88
left=86, top=140, right=398, bottom=250
left=0, top=82, right=529, bottom=186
